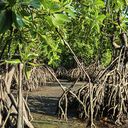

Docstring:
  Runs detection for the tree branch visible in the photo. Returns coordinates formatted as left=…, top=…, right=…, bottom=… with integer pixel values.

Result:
left=102, top=33, right=112, bottom=37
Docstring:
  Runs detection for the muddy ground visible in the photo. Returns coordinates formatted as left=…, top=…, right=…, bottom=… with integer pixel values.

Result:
left=23, top=80, right=128, bottom=128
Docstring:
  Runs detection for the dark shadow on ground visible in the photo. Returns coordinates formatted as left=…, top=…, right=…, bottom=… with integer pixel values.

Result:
left=27, top=94, right=78, bottom=120
left=27, top=96, right=59, bottom=116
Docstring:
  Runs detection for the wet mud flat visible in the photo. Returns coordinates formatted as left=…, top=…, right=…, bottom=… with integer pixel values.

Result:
left=23, top=79, right=128, bottom=128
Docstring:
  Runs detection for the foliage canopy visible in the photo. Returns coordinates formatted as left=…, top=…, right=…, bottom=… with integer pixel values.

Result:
left=0, top=0, right=128, bottom=72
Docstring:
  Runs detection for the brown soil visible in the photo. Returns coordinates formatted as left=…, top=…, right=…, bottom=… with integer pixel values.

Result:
left=23, top=79, right=128, bottom=128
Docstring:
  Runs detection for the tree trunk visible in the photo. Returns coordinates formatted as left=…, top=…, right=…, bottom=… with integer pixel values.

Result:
left=0, top=75, right=2, bottom=127
left=17, top=63, right=24, bottom=128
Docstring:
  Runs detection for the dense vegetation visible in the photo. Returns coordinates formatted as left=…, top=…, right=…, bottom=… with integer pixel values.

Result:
left=1, top=0, right=128, bottom=68
left=0, top=0, right=128, bottom=127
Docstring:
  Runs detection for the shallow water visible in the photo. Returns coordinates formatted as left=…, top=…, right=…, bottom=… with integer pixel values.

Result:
left=31, top=113, right=87, bottom=128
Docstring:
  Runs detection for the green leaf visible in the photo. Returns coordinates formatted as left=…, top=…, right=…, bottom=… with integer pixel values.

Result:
left=125, top=0, right=128, bottom=5
left=0, top=9, right=13, bottom=34
left=36, top=63, right=45, bottom=66
left=16, top=14, right=24, bottom=27
left=0, top=10, right=6, bottom=32
left=52, top=61, right=57, bottom=68
left=94, top=0, right=105, bottom=6
left=46, top=16, right=53, bottom=26
left=28, top=62, right=36, bottom=66
left=95, top=10, right=98, bottom=17
left=48, top=58, right=53, bottom=65
left=39, top=0, right=47, bottom=8
left=48, top=51, right=53, bottom=59
left=19, top=9, right=30, bottom=16
left=47, top=45, right=51, bottom=53
left=38, top=33, right=47, bottom=42
left=24, top=65, right=31, bottom=79
left=19, top=0, right=32, bottom=2
left=0, top=2, right=6, bottom=11
left=8, top=0, right=16, bottom=7
left=124, top=18, right=128, bottom=21
left=28, top=0, right=40, bottom=8
left=48, top=0, right=59, bottom=2
left=12, top=11, right=19, bottom=28
left=67, top=10, right=76, bottom=19
left=114, top=3, right=119, bottom=12
left=55, top=7, right=65, bottom=12
left=117, top=0, right=124, bottom=9
left=54, top=14, right=71, bottom=22
left=54, top=43, right=58, bottom=50
left=52, top=19, right=65, bottom=26
left=53, top=55, right=59, bottom=60
left=5, top=59, right=21, bottom=65
left=56, top=49, right=61, bottom=53
left=91, top=21, right=95, bottom=30
left=20, top=0, right=40, bottom=8
left=96, top=14, right=106, bottom=21
left=23, top=53, right=38, bottom=61
left=53, top=51, right=57, bottom=56
left=31, top=30, right=37, bottom=39
left=50, top=4, right=60, bottom=13
left=12, top=12, right=24, bottom=28
left=96, top=24, right=100, bottom=33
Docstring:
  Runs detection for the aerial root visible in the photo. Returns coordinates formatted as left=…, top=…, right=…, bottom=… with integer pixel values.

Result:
left=55, top=49, right=128, bottom=126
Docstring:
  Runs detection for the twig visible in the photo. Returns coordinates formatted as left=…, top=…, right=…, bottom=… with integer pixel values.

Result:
left=102, top=33, right=112, bottom=37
